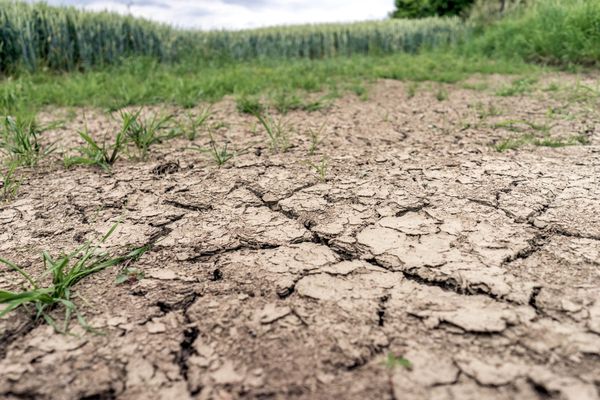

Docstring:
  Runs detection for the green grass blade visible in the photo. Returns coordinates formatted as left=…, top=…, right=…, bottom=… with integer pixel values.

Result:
left=0, top=257, right=38, bottom=289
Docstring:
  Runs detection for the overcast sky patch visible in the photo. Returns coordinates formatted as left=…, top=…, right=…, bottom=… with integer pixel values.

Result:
left=30, top=0, right=396, bottom=30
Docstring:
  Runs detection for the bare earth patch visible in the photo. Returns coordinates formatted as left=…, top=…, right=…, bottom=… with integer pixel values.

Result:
left=1, top=75, right=599, bottom=399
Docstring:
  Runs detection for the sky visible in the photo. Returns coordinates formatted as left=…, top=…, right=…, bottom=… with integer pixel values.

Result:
left=31, top=0, right=396, bottom=30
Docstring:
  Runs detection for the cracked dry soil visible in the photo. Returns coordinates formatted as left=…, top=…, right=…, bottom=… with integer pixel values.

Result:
left=1, top=76, right=600, bottom=400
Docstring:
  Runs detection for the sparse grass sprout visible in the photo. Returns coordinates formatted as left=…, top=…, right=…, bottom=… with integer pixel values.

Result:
left=494, top=133, right=589, bottom=152
left=435, top=87, right=448, bottom=101
left=307, top=122, right=327, bottom=155
left=116, top=267, right=145, bottom=285
left=1, top=164, right=20, bottom=201
left=309, top=157, right=328, bottom=182
left=121, top=109, right=174, bottom=160
left=255, top=112, right=292, bottom=153
left=0, top=224, right=148, bottom=333
left=178, top=107, right=212, bottom=141
left=496, top=77, right=537, bottom=97
left=64, top=128, right=126, bottom=172
left=237, top=97, right=264, bottom=115
left=0, top=116, right=53, bottom=167
left=191, top=136, right=235, bottom=167
left=385, top=353, right=412, bottom=370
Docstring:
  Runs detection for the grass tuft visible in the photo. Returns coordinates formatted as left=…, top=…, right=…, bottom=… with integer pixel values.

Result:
left=64, top=127, right=127, bottom=172
left=496, top=77, right=537, bottom=97
left=309, top=157, right=328, bottom=182
left=435, top=86, right=449, bottom=101
left=0, top=163, right=20, bottom=201
left=385, top=353, right=413, bottom=370
left=271, top=92, right=304, bottom=114
left=0, top=116, right=53, bottom=167
left=474, top=101, right=502, bottom=119
left=406, top=82, right=419, bottom=99
left=121, top=109, right=174, bottom=160
left=494, top=133, right=589, bottom=152
left=237, top=96, right=265, bottom=115
left=177, top=107, right=212, bottom=141
left=115, top=267, right=145, bottom=285
left=306, top=122, right=327, bottom=156
left=0, top=223, right=148, bottom=333
left=255, top=112, right=292, bottom=153
left=190, top=134, right=235, bottom=167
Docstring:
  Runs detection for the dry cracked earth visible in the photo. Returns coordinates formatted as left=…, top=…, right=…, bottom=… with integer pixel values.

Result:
left=1, top=74, right=600, bottom=400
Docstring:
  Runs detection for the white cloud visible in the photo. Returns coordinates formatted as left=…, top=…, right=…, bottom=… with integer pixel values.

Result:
left=32, top=0, right=395, bottom=30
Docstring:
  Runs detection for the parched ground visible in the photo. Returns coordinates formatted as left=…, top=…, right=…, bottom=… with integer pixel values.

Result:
left=1, top=73, right=599, bottom=400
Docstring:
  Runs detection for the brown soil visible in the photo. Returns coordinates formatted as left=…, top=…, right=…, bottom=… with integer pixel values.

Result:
left=1, top=75, right=599, bottom=400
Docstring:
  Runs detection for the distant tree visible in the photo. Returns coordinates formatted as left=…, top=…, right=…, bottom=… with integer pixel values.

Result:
left=391, top=0, right=476, bottom=19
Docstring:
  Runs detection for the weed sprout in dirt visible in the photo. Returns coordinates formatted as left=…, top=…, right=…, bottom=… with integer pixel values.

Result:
left=0, top=224, right=148, bottom=333
left=255, top=112, right=292, bottom=153
left=190, top=134, right=235, bottom=167
left=64, top=127, right=127, bottom=171
left=64, top=108, right=175, bottom=170
left=307, top=122, right=327, bottom=156
left=0, top=116, right=53, bottom=167
left=309, top=157, right=329, bottom=182
left=0, top=163, right=20, bottom=201
left=178, top=107, right=212, bottom=141
left=121, top=109, right=174, bottom=160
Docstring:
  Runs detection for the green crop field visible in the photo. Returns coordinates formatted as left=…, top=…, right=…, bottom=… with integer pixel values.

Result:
left=0, top=0, right=174, bottom=72
left=1, top=0, right=467, bottom=73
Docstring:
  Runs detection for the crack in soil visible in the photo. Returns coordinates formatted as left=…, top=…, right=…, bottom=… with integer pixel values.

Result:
left=501, top=232, right=549, bottom=265
left=163, top=292, right=200, bottom=390
left=155, top=292, right=199, bottom=316
left=393, top=201, right=430, bottom=217
left=148, top=214, right=184, bottom=228
left=277, top=269, right=314, bottom=299
left=163, top=200, right=213, bottom=212
left=377, top=294, right=389, bottom=327
left=1, top=391, right=39, bottom=400
left=344, top=340, right=390, bottom=372
left=80, top=388, right=117, bottom=400
left=177, top=326, right=199, bottom=382
left=552, top=228, right=600, bottom=242
left=0, top=320, right=39, bottom=360
left=467, top=197, right=519, bottom=221
left=186, top=242, right=282, bottom=262
left=528, top=286, right=542, bottom=314
left=245, top=182, right=319, bottom=221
